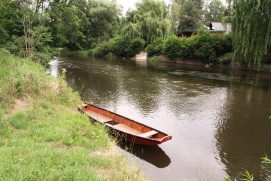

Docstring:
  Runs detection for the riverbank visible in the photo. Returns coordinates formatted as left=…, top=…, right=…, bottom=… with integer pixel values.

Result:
left=155, top=55, right=271, bottom=73
left=0, top=51, right=145, bottom=180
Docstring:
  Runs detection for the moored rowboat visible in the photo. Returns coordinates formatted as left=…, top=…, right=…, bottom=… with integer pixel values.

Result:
left=78, top=104, right=172, bottom=145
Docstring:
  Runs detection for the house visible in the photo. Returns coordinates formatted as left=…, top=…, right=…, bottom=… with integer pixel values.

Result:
left=177, top=22, right=232, bottom=37
left=209, top=22, right=232, bottom=34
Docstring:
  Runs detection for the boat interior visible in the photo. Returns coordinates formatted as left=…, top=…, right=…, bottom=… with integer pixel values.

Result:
left=81, top=105, right=161, bottom=139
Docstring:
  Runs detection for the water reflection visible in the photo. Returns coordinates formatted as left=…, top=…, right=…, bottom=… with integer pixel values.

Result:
left=117, top=140, right=171, bottom=168
left=215, top=85, right=271, bottom=180
left=56, top=56, right=271, bottom=181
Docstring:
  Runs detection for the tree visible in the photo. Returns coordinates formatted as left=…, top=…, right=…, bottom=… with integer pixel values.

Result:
left=232, top=0, right=271, bottom=69
left=178, top=0, right=201, bottom=30
left=169, top=1, right=181, bottom=33
left=121, top=0, right=171, bottom=45
left=204, top=0, right=226, bottom=23
left=0, top=0, right=23, bottom=45
left=49, top=0, right=89, bottom=50
left=88, top=0, right=121, bottom=44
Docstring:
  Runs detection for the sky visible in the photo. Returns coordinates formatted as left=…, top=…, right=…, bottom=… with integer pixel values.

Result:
left=116, top=0, right=170, bottom=15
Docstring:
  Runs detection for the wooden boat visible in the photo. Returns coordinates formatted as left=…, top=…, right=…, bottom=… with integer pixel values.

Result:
left=78, top=104, right=172, bottom=145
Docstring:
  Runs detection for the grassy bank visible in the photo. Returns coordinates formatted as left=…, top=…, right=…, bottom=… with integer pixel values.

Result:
left=0, top=51, right=145, bottom=180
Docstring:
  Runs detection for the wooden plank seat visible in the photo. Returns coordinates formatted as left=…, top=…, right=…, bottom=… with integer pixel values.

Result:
left=112, top=123, right=142, bottom=135
left=85, top=110, right=112, bottom=123
left=140, top=130, right=158, bottom=138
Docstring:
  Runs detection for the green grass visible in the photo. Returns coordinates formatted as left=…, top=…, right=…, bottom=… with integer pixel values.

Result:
left=0, top=51, right=145, bottom=180
left=147, top=56, right=160, bottom=63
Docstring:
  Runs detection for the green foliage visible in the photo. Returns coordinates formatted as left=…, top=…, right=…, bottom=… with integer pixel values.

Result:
left=225, top=155, right=271, bottom=181
left=159, top=28, right=232, bottom=63
left=5, top=35, right=25, bottom=57
left=88, top=0, right=121, bottom=44
left=91, top=42, right=111, bottom=57
left=127, top=37, right=145, bottom=57
left=147, top=56, right=160, bottom=63
left=0, top=48, right=10, bottom=55
left=110, top=36, right=130, bottom=57
left=145, top=38, right=164, bottom=56
left=162, top=35, right=182, bottom=59
left=10, top=112, right=31, bottom=129
left=0, top=52, right=145, bottom=180
left=0, top=0, right=23, bottom=44
left=121, top=0, right=171, bottom=45
left=204, top=0, right=226, bottom=23
left=218, top=52, right=233, bottom=64
left=178, top=0, right=202, bottom=30
left=49, top=1, right=89, bottom=50
left=0, top=53, right=49, bottom=110
left=262, top=155, right=271, bottom=170
left=233, top=0, right=271, bottom=69
left=110, top=36, right=145, bottom=57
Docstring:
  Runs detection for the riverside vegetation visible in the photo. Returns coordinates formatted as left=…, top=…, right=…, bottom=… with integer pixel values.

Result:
left=0, top=50, right=145, bottom=180
left=1, top=0, right=271, bottom=180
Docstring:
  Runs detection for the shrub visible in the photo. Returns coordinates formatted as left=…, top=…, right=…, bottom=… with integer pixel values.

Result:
left=110, top=36, right=130, bottom=57
left=127, top=37, right=145, bottom=57
left=162, top=35, right=182, bottom=59
left=210, top=34, right=232, bottom=56
left=179, top=36, right=197, bottom=59
left=147, top=56, right=160, bottom=63
left=0, top=48, right=10, bottom=55
left=179, top=29, right=232, bottom=63
left=91, top=42, right=111, bottom=57
left=145, top=38, right=164, bottom=56
left=110, top=36, right=145, bottom=57
left=195, top=43, right=216, bottom=63
left=31, top=52, right=53, bottom=66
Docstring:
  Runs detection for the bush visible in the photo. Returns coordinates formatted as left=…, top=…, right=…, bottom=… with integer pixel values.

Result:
left=195, top=43, right=216, bottom=63
left=178, top=29, right=232, bottom=63
left=179, top=36, right=197, bottom=59
left=110, top=36, right=130, bottom=57
left=127, top=37, right=145, bottom=57
left=31, top=52, right=53, bottom=65
left=210, top=34, right=232, bottom=56
left=145, top=38, right=164, bottom=56
left=91, top=42, right=111, bottom=57
left=0, top=48, right=10, bottom=55
left=147, top=56, right=160, bottom=63
left=110, top=36, right=145, bottom=57
left=162, top=35, right=182, bottom=59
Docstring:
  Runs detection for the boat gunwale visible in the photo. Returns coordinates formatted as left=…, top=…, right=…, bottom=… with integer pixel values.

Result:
left=78, top=103, right=172, bottom=144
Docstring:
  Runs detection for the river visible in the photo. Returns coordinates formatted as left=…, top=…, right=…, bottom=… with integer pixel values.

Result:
left=52, top=56, right=271, bottom=181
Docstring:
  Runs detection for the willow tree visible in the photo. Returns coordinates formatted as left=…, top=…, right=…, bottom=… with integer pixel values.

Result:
left=232, top=0, right=271, bottom=69
left=121, top=0, right=171, bottom=45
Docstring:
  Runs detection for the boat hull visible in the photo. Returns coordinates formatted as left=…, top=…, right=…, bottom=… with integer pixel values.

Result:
left=78, top=104, right=172, bottom=145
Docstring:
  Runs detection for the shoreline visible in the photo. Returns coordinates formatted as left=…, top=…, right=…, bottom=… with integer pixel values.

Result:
left=155, top=55, right=271, bottom=73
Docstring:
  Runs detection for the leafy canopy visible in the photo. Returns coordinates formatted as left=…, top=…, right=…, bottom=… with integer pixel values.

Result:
left=232, top=0, right=271, bottom=69
left=121, top=0, right=171, bottom=45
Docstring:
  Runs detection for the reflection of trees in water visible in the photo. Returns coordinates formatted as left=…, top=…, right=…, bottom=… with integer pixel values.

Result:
left=63, top=58, right=162, bottom=116
left=163, top=76, right=224, bottom=119
left=215, top=85, right=271, bottom=180
left=65, top=67, right=119, bottom=103
left=121, top=68, right=161, bottom=115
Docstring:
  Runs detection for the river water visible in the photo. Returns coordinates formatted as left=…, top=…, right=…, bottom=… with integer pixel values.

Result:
left=54, top=56, right=271, bottom=181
